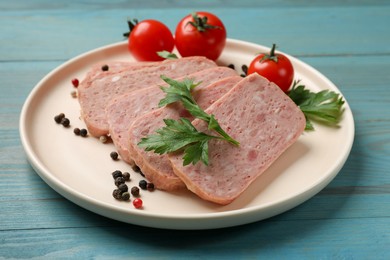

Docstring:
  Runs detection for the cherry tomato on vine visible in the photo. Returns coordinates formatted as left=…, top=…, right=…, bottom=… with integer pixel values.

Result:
left=124, top=19, right=174, bottom=61
left=247, top=44, right=294, bottom=92
left=175, top=12, right=226, bottom=61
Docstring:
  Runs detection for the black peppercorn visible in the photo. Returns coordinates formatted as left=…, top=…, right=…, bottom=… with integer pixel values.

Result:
left=101, top=64, right=109, bottom=71
left=112, top=189, right=122, bottom=200
left=118, top=183, right=128, bottom=193
left=122, top=172, right=130, bottom=181
left=112, top=170, right=122, bottom=179
left=131, top=186, right=140, bottom=197
left=147, top=182, right=155, bottom=191
left=80, top=128, right=88, bottom=137
left=121, top=192, right=130, bottom=201
left=115, top=177, right=125, bottom=187
left=110, top=151, right=119, bottom=160
left=54, top=113, right=65, bottom=124
left=227, top=64, right=235, bottom=70
left=139, top=180, right=147, bottom=190
left=131, top=164, right=140, bottom=172
left=73, top=128, right=81, bottom=135
left=241, top=64, right=248, bottom=75
left=61, top=117, right=70, bottom=127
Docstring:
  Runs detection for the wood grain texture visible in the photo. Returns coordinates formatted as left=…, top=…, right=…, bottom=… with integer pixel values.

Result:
left=0, top=0, right=389, bottom=259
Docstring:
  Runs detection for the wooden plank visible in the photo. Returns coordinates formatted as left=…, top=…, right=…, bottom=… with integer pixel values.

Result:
left=0, top=218, right=389, bottom=259
left=0, top=6, right=389, bottom=61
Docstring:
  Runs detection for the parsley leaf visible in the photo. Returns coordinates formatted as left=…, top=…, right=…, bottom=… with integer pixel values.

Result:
left=288, top=80, right=345, bottom=130
left=138, top=76, right=239, bottom=166
left=159, top=75, right=239, bottom=146
left=157, top=51, right=178, bottom=60
left=138, top=118, right=221, bottom=166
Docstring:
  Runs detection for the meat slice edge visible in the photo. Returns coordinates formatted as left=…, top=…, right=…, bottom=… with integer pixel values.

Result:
left=168, top=73, right=306, bottom=205
left=78, top=56, right=217, bottom=137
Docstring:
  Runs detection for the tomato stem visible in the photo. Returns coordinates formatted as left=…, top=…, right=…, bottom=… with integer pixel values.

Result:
left=123, top=18, right=139, bottom=38
left=269, top=43, right=277, bottom=57
left=261, top=43, right=278, bottom=63
left=187, top=12, right=220, bottom=32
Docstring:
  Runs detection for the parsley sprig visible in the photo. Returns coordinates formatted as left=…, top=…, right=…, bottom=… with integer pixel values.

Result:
left=288, top=80, right=345, bottom=130
left=138, top=76, right=239, bottom=166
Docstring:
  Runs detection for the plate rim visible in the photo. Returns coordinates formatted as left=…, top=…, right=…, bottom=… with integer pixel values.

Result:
left=19, top=39, right=355, bottom=229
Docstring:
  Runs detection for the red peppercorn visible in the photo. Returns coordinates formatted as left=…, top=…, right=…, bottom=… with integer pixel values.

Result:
left=71, top=78, right=79, bottom=88
left=133, top=198, right=143, bottom=209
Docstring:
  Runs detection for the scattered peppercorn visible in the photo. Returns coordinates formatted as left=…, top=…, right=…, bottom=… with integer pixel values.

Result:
left=227, top=64, right=235, bottom=70
left=101, top=64, right=109, bottom=71
left=115, top=177, right=125, bottom=187
left=61, top=117, right=70, bottom=127
left=122, top=172, right=130, bottom=181
left=139, top=180, right=147, bottom=190
left=121, top=192, right=130, bottom=201
left=54, top=113, right=65, bottom=124
left=133, top=198, right=143, bottom=209
left=112, top=170, right=122, bottom=179
left=147, top=182, right=155, bottom=191
left=131, top=164, right=140, bottom=172
left=71, top=78, right=79, bottom=87
left=241, top=64, right=248, bottom=75
left=131, top=186, right=140, bottom=197
left=80, top=128, right=88, bottom=137
left=73, top=128, right=81, bottom=135
left=118, top=183, right=128, bottom=193
left=110, top=151, right=119, bottom=160
left=112, top=189, right=122, bottom=200
left=99, top=135, right=108, bottom=143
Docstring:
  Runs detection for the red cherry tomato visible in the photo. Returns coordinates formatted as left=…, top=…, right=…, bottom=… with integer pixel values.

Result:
left=247, top=44, right=294, bottom=92
left=125, top=19, right=174, bottom=61
left=175, top=12, right=226, bottom=60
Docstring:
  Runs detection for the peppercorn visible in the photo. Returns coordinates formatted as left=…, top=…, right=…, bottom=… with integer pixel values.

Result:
left=112, top=189, right=122, bottom=200
left=118, top=183, right=128, bottom=193
left=71, top=78, right=79, bottom=87
left=131, top=186, right=140, bottom=197
left=80, top=128, right=88, bottom=137
left=110, top=151, right=119, bottom=160
left=70, top=90, right=77, bottom=98
left=73, top=128, right=81, bottom=135
left=132, top=165, right=145, bottom=177
left=241, top=64, right=248, bottom=75
left=99, top=135, right=108, bottom=143
left=121, top=192, right=130, bottom=201
left=227, top=64, right=235, bottom=70
left=133, top=198, right=143, bottom=209
left=54, top=113, right=65, bottom=124
left=115, top=177, right=125, bottom=187
left=122, top=172, right=130, bottom=181
left=61, top=117, right=70, bottom=127
left=112, top=170, right=122, bottom=179
left=147, top=182, right=155, bottom=191
left=131, top=164, right=140, bottom=172
left=139, top=180, right=147, bottom=190
left=101, top=64, right=109, bottom=71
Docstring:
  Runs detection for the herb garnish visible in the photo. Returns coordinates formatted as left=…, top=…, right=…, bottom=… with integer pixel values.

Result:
left=138, top=76, right=239, bottom=166
left=157, top=51, right=178, bottom=60
left=288, top=80, right=345, bottom=130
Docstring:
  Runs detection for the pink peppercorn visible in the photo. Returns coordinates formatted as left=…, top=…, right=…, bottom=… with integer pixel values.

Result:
left=133, top=198, right=143, bottom=209
left=71, top=78, right=79, bottom=88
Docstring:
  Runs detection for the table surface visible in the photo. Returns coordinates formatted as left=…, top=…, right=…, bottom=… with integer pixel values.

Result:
left=1, top=0, right=389, bottom=259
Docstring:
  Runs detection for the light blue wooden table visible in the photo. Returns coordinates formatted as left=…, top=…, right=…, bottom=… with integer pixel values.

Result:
left=1, top=1, right=389, bottom=258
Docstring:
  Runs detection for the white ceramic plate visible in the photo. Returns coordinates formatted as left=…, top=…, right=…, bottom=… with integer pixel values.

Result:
left=20, top=39, right=354, bottom=230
